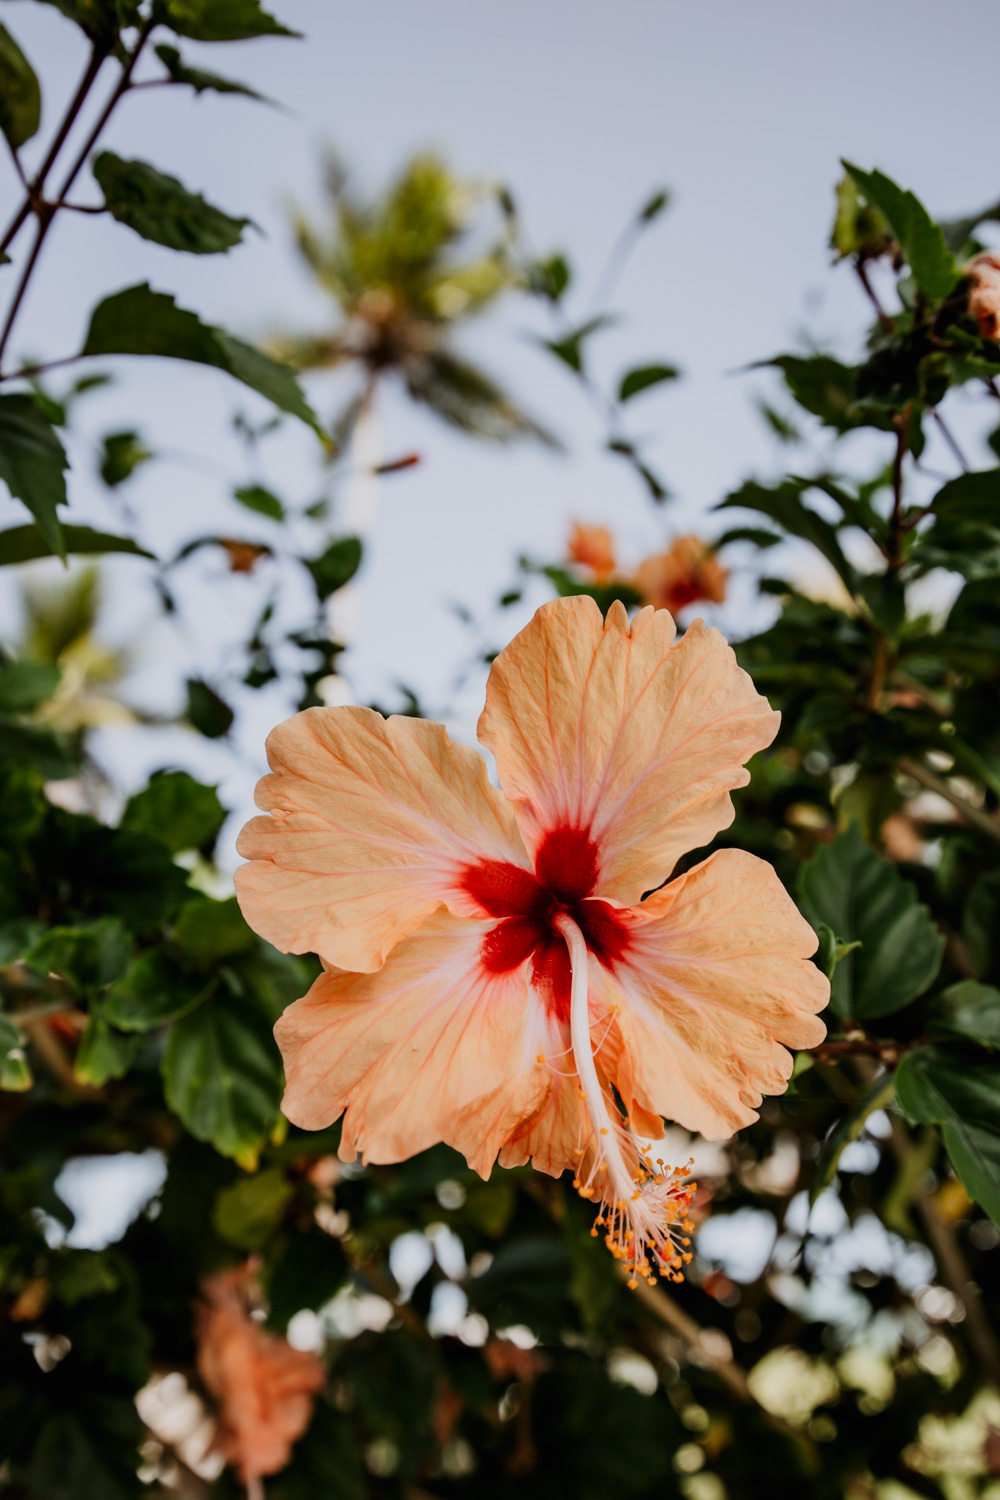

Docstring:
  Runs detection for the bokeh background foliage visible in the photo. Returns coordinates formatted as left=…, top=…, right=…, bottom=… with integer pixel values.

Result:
left=1, top=3, right=1000, bottom=1498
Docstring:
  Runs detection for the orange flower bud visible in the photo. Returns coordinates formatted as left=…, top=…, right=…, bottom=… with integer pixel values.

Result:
left=967, top=251, right=1000, bottom=341
left=567, top=522, right=616, bottom=581
left=634, top=536, right=727, bottom=617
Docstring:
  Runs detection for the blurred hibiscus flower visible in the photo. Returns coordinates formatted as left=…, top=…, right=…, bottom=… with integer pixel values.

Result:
left=197, top=1261, right=324, bottom=1492
left=237, top=597, right=826, bottom=1286
left=635, top=534, right=728, bottom=616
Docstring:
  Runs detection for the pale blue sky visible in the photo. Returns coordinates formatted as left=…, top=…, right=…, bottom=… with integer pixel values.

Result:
left=1, top=0, right=997, bottom=853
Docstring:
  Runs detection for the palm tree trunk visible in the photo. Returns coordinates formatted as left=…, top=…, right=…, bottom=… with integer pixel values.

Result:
left=323, top=378, right=379, bottom=704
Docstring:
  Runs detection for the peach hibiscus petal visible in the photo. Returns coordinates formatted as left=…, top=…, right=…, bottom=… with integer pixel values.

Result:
left=478, top=595, right=779, bottom=905
left=275, top=909, right=551, bottom=1177
left=236, top=706, right=528, bottom=973
left=603, top=849, right=828, bottom=1139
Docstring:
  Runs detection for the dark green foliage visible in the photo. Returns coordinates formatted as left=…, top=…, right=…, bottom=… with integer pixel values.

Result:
left=185, top=675, right=234, bottom=736
left=0, top=523, right=152, bottom=565
left=307, top=535, right=362, bottom=600
left=0, top=22, right=41, bottom=150
left=121, top=769, right=226, bottom=855
left=0, top=394, right=69, bottom=559
left=153, top=42, right=268, bottom=99
left=93, top=152, right=251, bottom=255
left=97, top=429, right=152, bottom=488
left=82, top=284, right=322, bottom=434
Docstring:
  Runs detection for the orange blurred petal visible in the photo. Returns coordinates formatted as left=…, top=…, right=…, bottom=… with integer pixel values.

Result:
left=478, top=596, right=778, bottom=907
left=634, top=535, right=727, bottom=616
left=968, top=251, right=1000, bottom=342
left=236, top=707, right=528, bottom=973
left=197, top=1264, right=324, bottom=1484
left=567, top=521, right=616, bottom=581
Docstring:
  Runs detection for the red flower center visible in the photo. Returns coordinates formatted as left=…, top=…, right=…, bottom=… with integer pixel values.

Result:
left=462, top=826, right=630, bottom=1021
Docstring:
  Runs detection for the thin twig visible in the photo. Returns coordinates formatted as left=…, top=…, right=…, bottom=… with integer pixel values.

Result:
left=898, top=755, right=1000, bottom=847
left=0, top=42, right=109, bottom=254
left=854, top=259, right=894, bottom=332
left=0, top=20, right=154, bottom=370
left=627, top=1273, right=754, bottom=1405
left=931, top=409, right=969, bottom=473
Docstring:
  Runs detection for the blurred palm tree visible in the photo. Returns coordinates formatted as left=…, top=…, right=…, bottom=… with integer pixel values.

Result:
left=276, top=152, right=551, bottom=446
left=272, top=153, right=553, bottom=700
left=22, top=567, right=133, bottom=735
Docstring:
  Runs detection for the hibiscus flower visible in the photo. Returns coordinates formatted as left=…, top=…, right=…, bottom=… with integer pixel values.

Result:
left=196, top=1261, right=324, bottom=1492
left=634, top=534, right=728, bottom=617
left=236, top=597, right=827, bottom=1287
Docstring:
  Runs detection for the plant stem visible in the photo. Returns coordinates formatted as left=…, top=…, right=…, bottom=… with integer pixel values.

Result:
left=931, top=409, right=969, bottom=473
left=854, top=259, right=894, bottom=332
left=0, top=20, right=154, bottom=372
left=0, top=42, right=109, bottom=255
left=898, top=755, right=1000, bottom=846
left=628, top=1275, right=755, bottom=1405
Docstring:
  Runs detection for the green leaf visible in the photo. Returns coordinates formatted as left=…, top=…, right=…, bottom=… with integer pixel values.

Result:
left=857, top=571, right=905, bottom=635
left=103, top=950, right=211, bottom=1031
left=0, top=717, right=75, bottom=779
left=23, top=919, right=130, bottom=992
left=185, top=677, right=233, bottom=738
left=121, top=769, right=225, bottom=855
left=931, top=469, right=1000, bottom=526
left=830, top=171, right=893, bottom=261
left=98, top=429, right=152, bottom=488
left=714, top=525, right=783, bottom=550
left=617, top=364, right=680, bottom=402
left=811, top=1071, right=895, bottom=1205
left=0, top=393, right=68, bottom=560
left=233, top=482, right=284, bottom=520
left=0, top=659, right=60, bottom=713
left=0, top=22, right=41, bottom=149
left=798, top=824, right=944, bottom=1020
left=815, top=923, right=863, bottom=982
left=155, top=0, right=299, bottom=39
left=34, top=0, right=132, bottom=44
left=639, top=188, right=669, bottom=222
left=171, top=896, right=254, bottom=966
left=764, top=354, right=861, bottom=434
left=717, top=479, right=859, bottom=593
left=542, top=316, right=614, bottom=374
left=0, top=1013, right=31, bottom=1090
left=82, top=284, right=322, bottom=433
left=0, top=523, right=153, bottom=566
left=896, top=1044, right=1000, bottom=1226
left=162, top=990, right=283, bottom=1161
left=213, top=1165, right=292, bottom=1248
left=153, top=42, right=269, bottom=99
left=842, top=162, right=958, bottom=301
left=93, top=151, right=251, bottom=255
left=928, top=982, right=1000, bottom=1050
left=306, top=536, right=362, bottom=601
left=529, top=253, right=570, bottom=302
left=74, top=1014, right=137, bottom=1086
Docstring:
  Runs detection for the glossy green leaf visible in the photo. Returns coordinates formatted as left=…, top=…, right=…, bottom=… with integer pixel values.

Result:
left=234, top=482, right=284, bottom=520
left=842, top=163, right=958, bottom=301
left=0, top=22, right=41, bottom=149
left=213, top=1165, right=292, bottom=1248
left=98, top=430, right=152, bottom=488
left=0, top=660, right=60, bottom=714
left=718, top=479, right=859, bottom=593
left=185, top=676, right=233, bottom=737
left=171, top=896, right=254, bottom=966
left=74, top=1014, right=137, bottom=1086
left=121, top=769, right=225, bottom=855
left=82, top=284, right=322, bottom=433
left=764, top=354, right=861, bottom=434
left=307, top=536, right=362, bottom=601
left=798, top=824, right=944, bottom=1020
left=896, top=1044, right=1000, bottom=1226
left=103, top=950, right=211, bottom=1032
left=931, top=469, right=1000, bottom=526
left=155, top=0, right=299, bottom=40
left=93, top=151, right=251, bottom=255
left=153, top=42, right=269, bottom=99
left=0, top=1014, right=31, bottom=1090
left=0, top=523, right=152, bottom=566
left=0, top=394, right=68, bottom=560
left=618, top=363, right=679, bottom=402
left=23, top=918, right=130, bottom=992
left=162, top=991, right=283, bottom=1161
left=928, top=982, right=1000, bottom=1050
